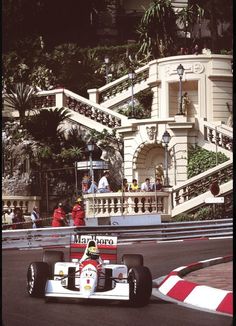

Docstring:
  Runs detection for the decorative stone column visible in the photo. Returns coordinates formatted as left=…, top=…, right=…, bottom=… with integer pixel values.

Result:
left=87, top=89, right=99, bottom=103
left=168, top=115, right=195, bottom=184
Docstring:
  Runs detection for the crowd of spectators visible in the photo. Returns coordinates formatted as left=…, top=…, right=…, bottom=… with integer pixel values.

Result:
left=3, top=170, right=165, bottom=229
left=177, top=43, right=212, bottom=56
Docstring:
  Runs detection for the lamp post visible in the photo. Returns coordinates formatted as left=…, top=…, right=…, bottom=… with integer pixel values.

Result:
left=87, top=142, right=95, bottom=217
left=87, top=142, right=95, bottom=182
left=177, top=64, right=185, bottom=115
left=128, top=68, right=135, bottom=118
left=162, top=130, right=171, bottom=187
left=104, top=56, right=110, bottom=84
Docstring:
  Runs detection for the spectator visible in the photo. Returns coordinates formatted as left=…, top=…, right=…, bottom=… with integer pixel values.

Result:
left=71, top=197, right=85, bottom=226
left=152, top=178, right=163, bottom=191
left=202, top=44, right=211, bottom=55
left=31, top=206, right=41, bottom=228
left=9, top=208, right=15, bottom=222
left=81, top=172, right=91, bottom=194
left=122, top=178, right=129, bottom=192
left=87, top=180, right=98, bottom=193
left=129, top=179, right=139, bottom=192
left=98, top=171, right=111, bottom=193
left=141, top=178, right=152, bottom=192
left=184, top=47, right=189, bottom=55
left=52, top=203, right=67, bottom=227
left=192, top=44, right=199, bottom=55
left=178, top=47, right=185, bottom=55
left=12, top=208, right=25, bottom=229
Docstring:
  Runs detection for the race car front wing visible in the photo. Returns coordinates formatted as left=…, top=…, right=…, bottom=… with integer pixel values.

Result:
left=45, top=280, right=130, bottom=300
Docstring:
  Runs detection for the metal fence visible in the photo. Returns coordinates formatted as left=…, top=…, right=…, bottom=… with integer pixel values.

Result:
left=2, top=219, right=232, bottom=250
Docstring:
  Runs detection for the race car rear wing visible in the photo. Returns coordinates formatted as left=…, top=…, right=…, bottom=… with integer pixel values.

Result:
left=69, top=234, right=118, bottom=263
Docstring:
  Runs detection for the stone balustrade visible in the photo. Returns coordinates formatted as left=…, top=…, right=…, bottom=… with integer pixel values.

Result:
left=32, top=88, right=127, bottom=130
left=203, top=121, right=233, bottom=152
left=172, top=160, right=233, bottom=210
left=2, top=196, right=41, bottom=215
left=83, top=191, right=171, bottom=220
left=88, top=65, right=149, bottom=103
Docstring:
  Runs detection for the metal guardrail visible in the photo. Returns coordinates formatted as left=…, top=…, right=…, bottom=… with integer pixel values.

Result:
left=2, top=219, right=232, bottom=249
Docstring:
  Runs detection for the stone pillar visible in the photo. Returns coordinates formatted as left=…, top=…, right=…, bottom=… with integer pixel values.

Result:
left=87, top=89, right=99, bottom=103
left=55, top=91, right=64, bottom=107
left=168, top=116, right=194, bottom=184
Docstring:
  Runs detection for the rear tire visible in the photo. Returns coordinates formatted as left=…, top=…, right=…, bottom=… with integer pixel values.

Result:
left=43, top=250, right=64, bottom=279
left=122, top=254, right=143, bottom=270
left=27, top=262, right=49, bottom=297
left=128, top=266, right=152, bottom=307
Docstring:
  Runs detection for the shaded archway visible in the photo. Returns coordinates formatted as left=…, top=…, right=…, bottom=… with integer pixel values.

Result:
left=132, top=142, right=166, bottom=183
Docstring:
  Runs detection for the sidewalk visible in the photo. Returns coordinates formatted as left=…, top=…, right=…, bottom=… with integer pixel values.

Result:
left=183, top=262, right=232, bottom=291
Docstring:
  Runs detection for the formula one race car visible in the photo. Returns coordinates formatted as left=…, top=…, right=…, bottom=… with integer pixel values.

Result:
left=27, top=234, right=153, bottom=306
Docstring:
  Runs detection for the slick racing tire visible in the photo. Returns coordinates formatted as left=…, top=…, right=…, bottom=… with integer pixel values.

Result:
left=128, top=266, right=152, bottom=307
left=27, top=262, right=49, bottom=297
left=122, top=254, right=143, bottom=271
left=43, top=250, right=64, bottom=279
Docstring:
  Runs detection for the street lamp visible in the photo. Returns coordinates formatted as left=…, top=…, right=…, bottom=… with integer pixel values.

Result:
left=128, top=68, right=135, bottom=118
left=162, top=130, right=171, bottom=187
left=104, top=56, right=110, bottom=84
left=177, top=64, right=185, bottom=115
left=87, top=142, right=95, bottom=217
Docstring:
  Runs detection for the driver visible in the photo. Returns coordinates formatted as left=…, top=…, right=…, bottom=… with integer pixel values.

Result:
left=79, top=245, right=102, bottom=264
left=87, top=246, right=100, bottom=260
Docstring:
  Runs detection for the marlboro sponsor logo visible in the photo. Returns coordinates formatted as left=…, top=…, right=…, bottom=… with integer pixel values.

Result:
left=71, top=234, right=117, bottom=245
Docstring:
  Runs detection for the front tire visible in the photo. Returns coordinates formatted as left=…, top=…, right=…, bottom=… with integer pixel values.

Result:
left=27, top=262, right=49, bottom=297
left=128, top=266, right=152, bottom=307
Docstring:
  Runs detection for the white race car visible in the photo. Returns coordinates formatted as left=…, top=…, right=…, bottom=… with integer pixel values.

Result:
left=27, top=234, right=153, bottom=306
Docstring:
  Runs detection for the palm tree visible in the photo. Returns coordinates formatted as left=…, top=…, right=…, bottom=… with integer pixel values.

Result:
left=3, top=82, right=35, bottom=124
left=24, top=107, right=71, bottom=144
left=137, top=0, right=178, bottom=58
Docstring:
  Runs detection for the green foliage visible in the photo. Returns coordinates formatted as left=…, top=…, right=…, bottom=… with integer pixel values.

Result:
left=24, top=107, right=71, bottom=143
left=173, top=213, right=195, bottom=222
left=118, top=89, right=153, bottom=119
left=187, top=145, right=229, bottom=178
left=135, top=89, right=153, bottom=118
left=3, top=82, right=36, bottom=123
left=137, top=0, right=178, bottom=58
left=58, top=147, right=83, bottom=166
left=174, top=206, right=213, bottom=221
left=193, top=207, right=213, bottom=220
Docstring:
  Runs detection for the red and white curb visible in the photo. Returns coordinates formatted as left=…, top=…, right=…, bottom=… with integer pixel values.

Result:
left=155, top=255, right=233, bottom=316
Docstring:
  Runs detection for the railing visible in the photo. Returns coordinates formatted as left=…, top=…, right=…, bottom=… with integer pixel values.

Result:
left=172, top=160, right=233, bottom=216
left=83, top=191, right=172, bottom=218
left=2, top=195, right=41, bottom=215
left=2, top=218, right=233, bottom=249
left=204, top=121, right=233, bottom=152
left=97, top=65, right=149, bottom=103
left=32, top=88, right=128, bottom=129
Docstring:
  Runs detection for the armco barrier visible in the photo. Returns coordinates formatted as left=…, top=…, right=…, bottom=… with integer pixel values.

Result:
left=2, top=219, right=233, bottom=250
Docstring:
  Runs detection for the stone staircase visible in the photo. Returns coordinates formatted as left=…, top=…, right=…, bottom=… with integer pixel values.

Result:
left=33, top=79, right=233, bottom=219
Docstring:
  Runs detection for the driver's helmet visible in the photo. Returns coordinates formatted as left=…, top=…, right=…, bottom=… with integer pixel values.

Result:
left=87, top=246, right=100, bottom=260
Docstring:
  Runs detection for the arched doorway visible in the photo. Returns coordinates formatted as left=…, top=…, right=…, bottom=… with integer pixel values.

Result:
left=132, top=142, right=168, bottom=183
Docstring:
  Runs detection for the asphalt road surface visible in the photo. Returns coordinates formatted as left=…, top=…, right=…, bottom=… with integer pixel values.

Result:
left=2, top=238, right=233, bottom=326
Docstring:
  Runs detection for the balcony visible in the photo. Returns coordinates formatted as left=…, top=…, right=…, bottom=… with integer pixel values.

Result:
left=83, top=190, right=172, bottom=223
